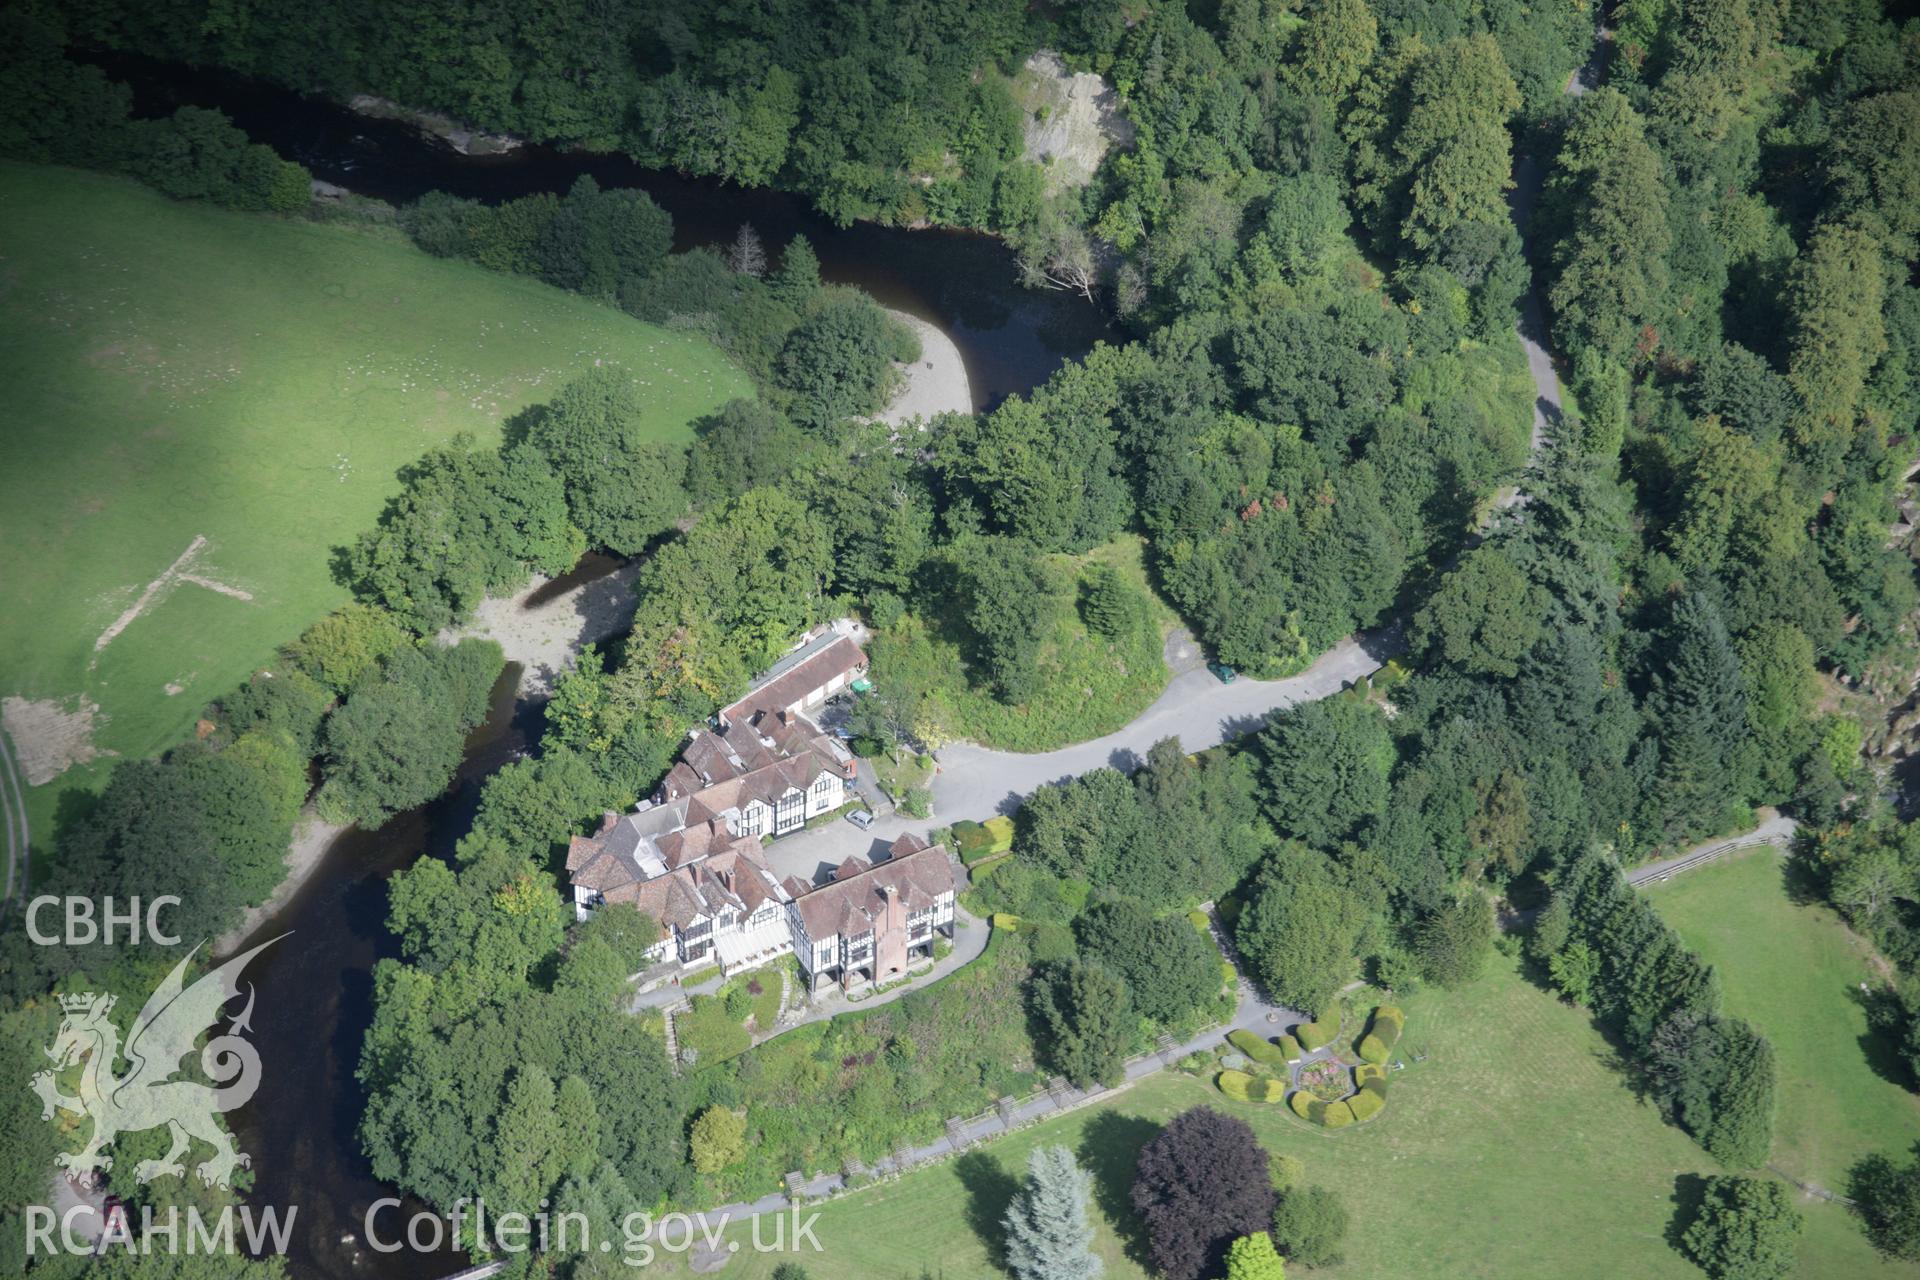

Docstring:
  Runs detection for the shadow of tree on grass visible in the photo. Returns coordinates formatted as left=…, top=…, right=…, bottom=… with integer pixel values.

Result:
left=1663, top=1171, right=1709, bottom=1256
left=1078, top=1110, right=1163, bottom=1268
left=953, top=1149, right=1020, bottom=1272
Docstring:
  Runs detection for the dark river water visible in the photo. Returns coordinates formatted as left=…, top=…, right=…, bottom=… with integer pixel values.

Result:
left=92, top=54, right=1112, bottom=1280
left=92, top=52, right=1117, bottom=412
left=225, top=661, right=534, bottom=1279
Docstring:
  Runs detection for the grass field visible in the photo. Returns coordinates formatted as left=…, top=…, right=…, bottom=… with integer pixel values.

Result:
left=1647, top=848, right=1920, bottom=1194
left=0, top=161, right=749, bottom=849
left=664, top=950, right=1904, bottom=1279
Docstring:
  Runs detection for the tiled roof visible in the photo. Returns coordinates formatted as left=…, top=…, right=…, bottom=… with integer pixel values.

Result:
left=595, top=836, right=786, bottom=930
left=568, top=628, right=871, bottom=947
left=793, top=845, right=956, bottom=942
left=722, top=634, right=867, bottom=723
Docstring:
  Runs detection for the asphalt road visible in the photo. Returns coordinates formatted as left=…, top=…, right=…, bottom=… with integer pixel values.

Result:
left=759, top=626, right=1402, bottom=885
left=933, top=627, right=1402, bottom=819
left=1624, top=813, right=1799, bottom=887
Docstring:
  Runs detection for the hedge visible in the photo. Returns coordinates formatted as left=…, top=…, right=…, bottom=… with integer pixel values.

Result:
left=1288, top=1091, right=1323, bottom=1122
left=1322, top=1100, right=1356, bottom=1128
left=1221, top=960, right=1239, bottom=988
left=1355, top=1062, right=1387, bottom=1089
left=982, top=816, right=1015, bottom=853
left=1217, top=1070, right=1285, bottom=1103
left=1295, top=1018, right=1336, bottom=1052
left=953, top=821, right=1001, bottom=865
left=991, top=912, right=1021, bottom=932
left=1346, top=1088, right=1385, bottom=1122
left=1275, top=1033, right=1303, bottom=1062
left=1357, top=1005, right=1405, bottom=1063
left=1228, top=1030, right=1289, bottom=1067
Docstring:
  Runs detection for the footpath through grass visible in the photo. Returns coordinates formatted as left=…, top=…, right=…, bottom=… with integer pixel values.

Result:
left=1647, top=848, right=1920, bottom=1193
left=665, top=950, right=1903, bottom=1279
left=0, top=161, right=748, bottom=843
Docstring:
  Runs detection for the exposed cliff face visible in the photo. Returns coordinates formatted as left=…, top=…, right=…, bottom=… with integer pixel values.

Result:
left=344, top=94, right=523, bottom=156
left=1012, top=51, right=1134, bottom=197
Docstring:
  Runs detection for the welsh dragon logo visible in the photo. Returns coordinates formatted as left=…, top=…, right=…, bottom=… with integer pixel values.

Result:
left=30, top=937, right=281, bottom=1188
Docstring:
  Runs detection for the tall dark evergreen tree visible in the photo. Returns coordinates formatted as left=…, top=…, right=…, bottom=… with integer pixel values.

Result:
left=1652, top=593, right=1755, bottom=841
left=1030, top=959, right=1133, bottom=1088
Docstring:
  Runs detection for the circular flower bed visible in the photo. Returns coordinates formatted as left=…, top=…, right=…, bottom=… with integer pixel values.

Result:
left=1297, top=1058, right=1353, bottom=1103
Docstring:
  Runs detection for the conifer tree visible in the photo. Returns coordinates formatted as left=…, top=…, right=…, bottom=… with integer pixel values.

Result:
left=1078, top=563, right=1134, bottom=638
left=1652, top=593, right=1754, bottom=839
left=1003, top=1146, right=1103, bottom=1280
left=772, top=233, right=822, bottom=303
left=1031, top=959, right=1133, bottom=1088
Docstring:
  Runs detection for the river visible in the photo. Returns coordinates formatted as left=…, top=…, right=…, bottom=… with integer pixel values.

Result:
left=88, top=51, right=1117, bottom=413
left=223, top=661, right=532, bottom=1279
left=111, top=53, right=1113, bottom=1280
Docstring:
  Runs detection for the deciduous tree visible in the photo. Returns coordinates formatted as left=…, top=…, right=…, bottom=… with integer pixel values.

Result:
left=529, top=366, right=689, bottom=556
left=1224, top=1231, right=1287, bottom=1280
left=1236, top=847, right=1368, bottom=1014
left=1681, top=1175, right=1802, bottom=1280
left=1130, top=1108, right=1276, bottom=1280
left=689, top=1106, right=746, bottom=1174
left=1269, top=1183, right=1348, bottom=1268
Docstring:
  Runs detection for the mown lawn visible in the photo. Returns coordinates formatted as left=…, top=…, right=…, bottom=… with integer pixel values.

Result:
left=1647, top=847, right=1920, bottom=1193
left=0, top=161, right=749, bottom=847
left=677, top=963, right=791, bottom=1066
left=659, top=951, right=1902, bottom=1278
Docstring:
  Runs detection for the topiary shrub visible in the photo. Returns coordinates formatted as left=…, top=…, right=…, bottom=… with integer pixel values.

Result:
left=1288, top=1091, right=1319, bottom=1122
left=1322, top=1100, right=1357, bottom=1128
left=1357, top=1005, right=1405, bottom=1063
left=1217, top=1070, right=1285, bottom=1103
left=982, top=815, right=1015, bottom=854
left=1346, top=1088, right=1385, bottom=1123
left=1228, top=1029, right=1289, bottom=1066
left=1295, top=1017, right=1336, bottom=1052
left=1274, top=1033, right=1303, bottom=1062
left=991, top=912, right=1021, bottom=932
left=1355, top=1062, right=1387, bottom=1088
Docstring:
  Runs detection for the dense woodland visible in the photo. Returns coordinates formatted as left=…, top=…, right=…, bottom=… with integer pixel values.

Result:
left=4, top=0, right=1920, bottom=1275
